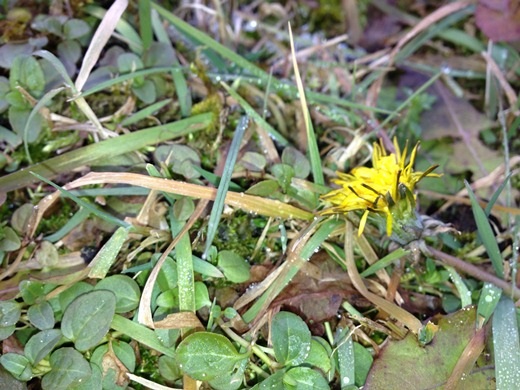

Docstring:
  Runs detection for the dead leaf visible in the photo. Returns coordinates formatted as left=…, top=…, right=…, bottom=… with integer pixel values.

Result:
left=476, top=0, right=520, bottom=42
left=365, top=306, right=495, bottom=389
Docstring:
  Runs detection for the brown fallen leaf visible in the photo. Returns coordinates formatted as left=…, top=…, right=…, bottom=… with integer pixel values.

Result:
left=476, top=0, right=520, bottom=42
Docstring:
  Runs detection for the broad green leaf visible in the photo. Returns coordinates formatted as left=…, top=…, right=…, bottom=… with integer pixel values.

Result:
left=208, top=357, right=248, bottom=390
left=217, top=250, right=250, bottom=283
left=72, top=363, right=102, bottom=390
left=303, top=338, right=331, bottom=375
left=41, top=348, right=91, bottom=390
left=94, top=275, right=140, bottom=313
left=27, top=301, right=55, bottom=330
left=493, top=297, right=520, bottom=388
left=176, top=332, right=248, bottom=381
left=0, top=300, right=21, bottom=327
left=63, top=19, right=90, bottom=40
left=192, top=256, right=224, bottom=278
left=271, top=311, right=311, bottom=366
left=57, top=282, right=94, bottom=312
left=155, top=328, right=180, bottom=348
left=283, top=366, right=329, bottom=389
left=252, top=370, right=285, bottom=390
left=0, top=353, right=32, bottom=381
left=10, top=55, right=45, bottom=96
left=24, top=329, right=62, bottom=365
left=0, top=326, right=15, bottom=340
left=61, top=290, right=116, bottom=351
left=158, top=355, right=182, bottom=382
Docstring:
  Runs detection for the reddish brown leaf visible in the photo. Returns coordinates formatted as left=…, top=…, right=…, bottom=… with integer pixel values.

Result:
left=476, top=0, right=520, bottom=42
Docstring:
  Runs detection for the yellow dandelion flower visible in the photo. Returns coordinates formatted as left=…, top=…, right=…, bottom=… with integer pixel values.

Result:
left=321, top=138, right=440, bottom=238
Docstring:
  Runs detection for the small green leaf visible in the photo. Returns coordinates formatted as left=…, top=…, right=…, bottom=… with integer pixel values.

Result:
left=176, top=332, right=248, bottom=381
left=253, top=370, right=285, bottom=389
left=61, top=290, right=116, bottom=351
left=283, top=367, right=329, bottom=389
left=282, top=147, right=310, bottom=179
left=353, top=342, right=373, bottom=387
left=208, top=357, right=248, bottom=390
left=271, top=163, right=295, bottom=193
left=303, top=338, right=331, bottom=375
left=271, top=311, right=311, bottom=366
left=0, top=300, right=21, bottom=327
left=19, top=280, right=56, bottom=305
left=194, top=281, right=211, bottom=310
left=63, top=19, right=90, bottom=40
left=158, top=355, right=182, bottom=382
left=94, top=275, right=140, bottom=313
left=0, top=226, right=21, bottom=252
left=173, top=197, right=195, bottom=222
left=240, top=152, right=266, bottom=172
left=27, top=301, right=55, bottom=330
left=10, top=55, right=45, bottom=96
left=24, top=329, right=62, bottom=365
left=41, top=347, right=91, bottom=390
left=0, top=353, right=32, bottom=381
left=155, top=328, right=180, bottom=348
left=245, top=180, right=280, bottom=197
left=217, top=250, right=250, bottom=283
left=157, top=257, right=178, bottom=291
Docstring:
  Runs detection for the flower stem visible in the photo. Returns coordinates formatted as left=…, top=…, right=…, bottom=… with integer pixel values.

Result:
left=426, top=246, right=520, bottom=301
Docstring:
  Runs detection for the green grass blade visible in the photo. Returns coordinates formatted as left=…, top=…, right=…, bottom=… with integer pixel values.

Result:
left=360, top=248, right=409, bottom=277
left=30, top=171, right=130, bottom=229
left=0, top=113, right=213, bottom=193
left=120, top=98, right=172, bottom=126
left=477, top=283, right=502, bottom=326
left=444, top=265, right=471, bottom=308
left=151, top=9, right=191, bottom=117
left=177, top=227, right=195, bottom=312
left=464, top=180, right=504, bottom=279
left=221, top=82, right=288, bottom=146
left=111, top=315, right=175, bottom=357
left=138, top=0, right=152, bottom=51
left=492, top=297, right=520, bottom=389
left=484, top=174, right=512, bottom=217
left=80, top=67, right=174, bottom=97
left=336, top=328, right=355, bottom=387
left=34, top=51, right=76, bottom=90
left=88, top=226, right=130, bottom=278
left=44, top=206, right=90, bottom=242
left=203, top=116, right=249, bottom=258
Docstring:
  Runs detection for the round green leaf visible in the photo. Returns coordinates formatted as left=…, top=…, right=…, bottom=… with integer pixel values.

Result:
left=271, top=311, right=311, bottom=366
left=61, top=290, right=116, bottom=351
left=0, top=300, right=21, bottom=327
left=19, top=280, right=56, bottom=305
left=217, top=250, right=250, bottom=283
left=58, top=282, right=93, bottom=313
left=41, top=347, right=91, bottom=390
left=194, top=281, right=211, bottom=310
left=176, top=332, right=247, bottom=381
left=0, top=353, right=32, bottom=381
left=0, top=226, right=21, bottom=251
left=283, top=367, right=329, bottom=389
left=157, top=256, right=178, bottom=291
left=63, top=19, right=90, bottom=40
left=158, top=355, right=182, bottom=382
left=282, top=147, right=310, bottom=179
left=303, top=338, right=332, bottom=375
left=72, top=363, right=102, bottom=390
left=0, top=326, right=15, bottom=340
left=27, top=301, right=55, bottom=330
left=24, top=329, right=62, bottom=365
left=254, top=370, right=285, bottom=390
left=94, top=275, right=140, bottom=313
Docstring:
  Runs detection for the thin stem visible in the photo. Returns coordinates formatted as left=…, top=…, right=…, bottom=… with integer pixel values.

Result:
left=427, top=246, right=520, bottom=301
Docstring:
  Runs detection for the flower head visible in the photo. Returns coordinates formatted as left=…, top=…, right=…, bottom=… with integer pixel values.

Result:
left=321, top=138, right=440, bottom=240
